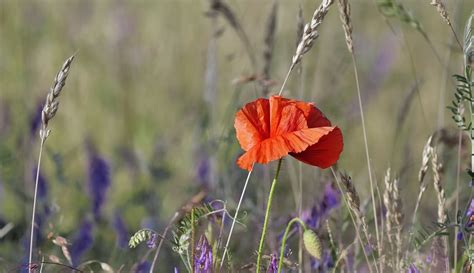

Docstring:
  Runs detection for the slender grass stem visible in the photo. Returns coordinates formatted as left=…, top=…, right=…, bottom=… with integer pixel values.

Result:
left=220, top=168, right=253, bottom=271
left=150, top=212, right=180, bottom=273
left=298, top=162, right=303, bottom=273
left=278, top=63, right=296, bottom=96
left=256, top=159, right=283, bottom=273
left=277, top=217, right=306, bottom=273
left=454, top=129, right=463, bottom=270
left=191, top=207, right=195, bottom=273
left=28, top=138, right=45, bottom=273
left=350, top=52, right=381, bottom=268
left=330, top=167, right=375, bottom=273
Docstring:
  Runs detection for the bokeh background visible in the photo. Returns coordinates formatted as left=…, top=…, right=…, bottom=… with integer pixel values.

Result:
left=0, top=0, right=472, bottom=271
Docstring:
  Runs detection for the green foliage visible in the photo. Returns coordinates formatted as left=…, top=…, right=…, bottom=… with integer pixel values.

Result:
left=172, top=203, right=214, bottom=254
left=412, top=221, right=450, bottom=250
left=128, top=229, right=155, bottom=249
left=376, top=0, right=423, bottom=32
left=448, top=67, right=473, bottom=131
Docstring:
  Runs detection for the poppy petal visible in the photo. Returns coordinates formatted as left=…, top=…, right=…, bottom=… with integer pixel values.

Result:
left=237, top=127, right=334, bottom=171
left=237, top=136, right=289, bottom=171
left=269, top=96, right=308, bottom=136
left=283, top=127, right=335, bottom=153
left=293, top=101, right=332, bottom=128
left=290, top=127, right=343, bottom=169
left=235, top=98, right=270, bottom=151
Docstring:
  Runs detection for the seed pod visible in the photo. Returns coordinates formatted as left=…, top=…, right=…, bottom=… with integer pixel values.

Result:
left=303, top=229, right=322, bottom=260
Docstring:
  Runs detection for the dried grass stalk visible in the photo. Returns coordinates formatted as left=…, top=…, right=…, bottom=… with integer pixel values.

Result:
left=340, top=174, right=373, bottom=252
left=262, top=0, right=278, bottom=95
left=418, top=135, right=433, bottom=184
left=337, top=0, right=353, bottom=53
left=431, top=148, right=446, bottom=223
left=465, top=11, right=474, bottom=68
left=292, top=0, right=334, bottom=67
left=429, top=0, right=452, bottom=26
left=430, top=147, right=450, bottom=272
left=383, top=168, right=403, bottom=270
left=40, top=55, right=75, bottom=141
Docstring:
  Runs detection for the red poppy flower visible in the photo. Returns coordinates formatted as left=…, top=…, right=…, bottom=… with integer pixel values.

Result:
left=234, top=96, right=343, bottom=171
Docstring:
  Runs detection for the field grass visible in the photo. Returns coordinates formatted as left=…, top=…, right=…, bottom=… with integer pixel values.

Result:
left=0, top=0, right=473, bottom=272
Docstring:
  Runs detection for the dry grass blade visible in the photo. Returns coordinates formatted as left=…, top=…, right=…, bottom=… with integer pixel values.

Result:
left=209, top=0, right=256, bottom=67
left=430, top=147, right=450, bottom=272
left=278, top=0, right=334, bottom=96
left=428, top=0, right=462, bottom=50
left=465, top=11, right=474, bottom=68
left=418, top=135, right=433, bottom=184
left=296, top=5, right=304, bottom=48
left=340, top=174, right=360, bottom=213
left=340, top=173, right=374, bottom=267
left=383, top=168, right=403, bottom=270
left=262, top=0, right=278, bottom=95
left=431, top=148, right=446, bottom=223
left=40, top=55, right=75, bottom=141
left=429, top=0, right=451, bottom=26
left=292, top=0, right=334, bottom=67
left=337, top=0, right=353, bottom=53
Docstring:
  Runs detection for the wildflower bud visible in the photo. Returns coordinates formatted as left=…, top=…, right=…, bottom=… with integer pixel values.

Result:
left=303, top=229, right=321, bottom=260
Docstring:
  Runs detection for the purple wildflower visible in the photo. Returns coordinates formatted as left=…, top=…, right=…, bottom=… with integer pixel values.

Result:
left=195, top=152, right=211, bottom=188
left=112, top=213, right=129, bottom=248
left=267, top=254, right=278, bottom=273
left=87, top=147, right=111, bottom=221
left=407, top=264, right=420, bottom=273
left=174, top=268, right=179, bottom=273
left=466, top=199, right=474, bottom=227
left=302, top=183, right=341, bottom=229
left=311, top=250, right=334, bottom=271
left=321, top=183, right=341, bottom=211
left=70, top=220, right=94, bottom=266
left=147, top=232, right=157, bottom=249
left=134, top=261, right=151, bottom=273
left=457, top=231, right=464, bottom=241
left=194, top=235, right=213, bottom=273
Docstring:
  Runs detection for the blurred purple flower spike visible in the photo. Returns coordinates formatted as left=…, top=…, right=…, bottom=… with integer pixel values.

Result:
left=112, top=213, right=129, bottom=248
left=70, top=220, right=94, bottom=266
left=147, top=232, right=157, bottom=249
left=87, top=146, right=111, bottom=221
left=407, top=264, right=420, bottom=273
left=267, top=254, right=278, bottom=273
left=194, top=235, right=213, bottom=273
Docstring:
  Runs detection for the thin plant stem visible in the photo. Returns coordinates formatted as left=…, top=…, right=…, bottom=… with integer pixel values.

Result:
left=191, top=207, right=195, bottom=273
left=330, top=167, right=374, bottom=273
left=277, top=217, right=306, bottom=273
left=298, top=162, right=303, bottom=273
left=454, top=129, right=463, bottom=270
left=149, top=212, right=180, bottom=273
left=350, top=52, right=381, bottom=265
left=278, top=63, right=296, bottom=96
left=256, top=159, right=283, bottom=273
left=28, top=138, right=45, bottom=273
left=450, top=23, right=463, bottom=52
left=220, top=168, right=253, bottom=271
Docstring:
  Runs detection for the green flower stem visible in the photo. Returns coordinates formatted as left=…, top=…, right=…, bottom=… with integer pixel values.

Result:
left=256, top=159, right=283, bottom=273
left=278, top=217, right=306, bottom=273
left=467, top=68, right=474, bottom=184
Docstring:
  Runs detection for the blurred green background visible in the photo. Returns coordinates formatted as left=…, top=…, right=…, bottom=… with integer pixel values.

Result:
left=0, top=0, right=472, bottom=271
